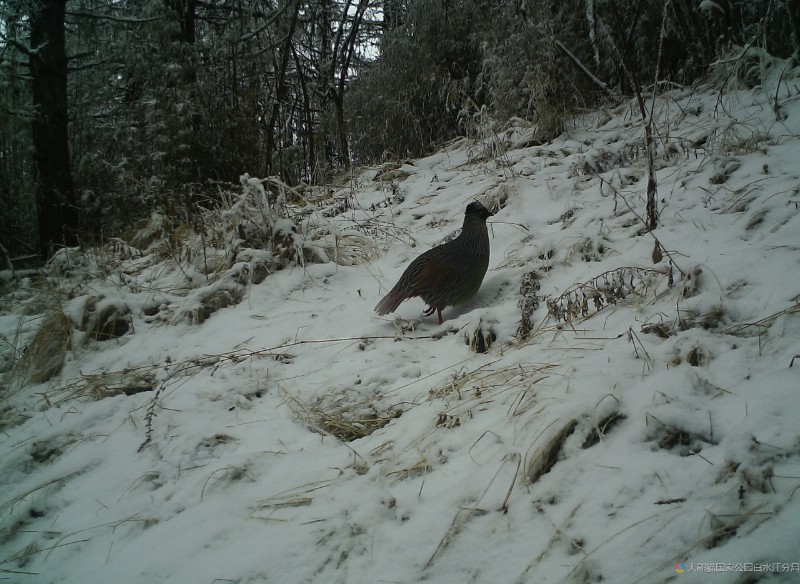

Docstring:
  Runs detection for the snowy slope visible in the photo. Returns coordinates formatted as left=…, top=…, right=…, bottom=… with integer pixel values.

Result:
left=2, top=72, right=800, bottom=584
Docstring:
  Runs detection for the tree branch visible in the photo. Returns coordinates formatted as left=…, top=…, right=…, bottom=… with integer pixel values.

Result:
left=554, top=39, right=619, bottom=98
left=66, top=11, right=162, bottom=24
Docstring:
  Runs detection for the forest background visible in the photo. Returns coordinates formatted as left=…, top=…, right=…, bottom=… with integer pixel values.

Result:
left=1, top=0, right=798, bottom=262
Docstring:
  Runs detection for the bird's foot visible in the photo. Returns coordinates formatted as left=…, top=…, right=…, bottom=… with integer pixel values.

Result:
left=422, top=306, right=444, bottom=324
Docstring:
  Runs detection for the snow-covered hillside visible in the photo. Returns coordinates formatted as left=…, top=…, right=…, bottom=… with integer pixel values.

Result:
left=2, top=67, right=800, bottom=583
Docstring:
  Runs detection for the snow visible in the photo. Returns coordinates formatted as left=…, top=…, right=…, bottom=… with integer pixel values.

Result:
left=3, top=73, right=800, bottom=583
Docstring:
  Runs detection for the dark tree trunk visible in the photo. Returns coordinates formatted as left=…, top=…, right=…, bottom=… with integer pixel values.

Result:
left=329, top=0, right=369, bottom=170
left=293, top=45, right=317, bottom=183
left=164, top=0, right=199, bottom=180
left=333, top=93, right=349, bottom=168
left=167, top=0, right=196, bottom=44
left=266, top=0, right=300, bottom=177
left=788, top=0, right=800, bottom=59
left=383, top=0, right=404, bottom=31
left=29, top=0, right=78, bottom=258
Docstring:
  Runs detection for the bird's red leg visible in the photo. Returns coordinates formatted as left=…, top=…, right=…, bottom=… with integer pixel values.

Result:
left=437, top=308, right=443, bottom=324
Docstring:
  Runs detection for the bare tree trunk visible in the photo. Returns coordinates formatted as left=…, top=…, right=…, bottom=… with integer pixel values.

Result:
left=333, top=93, right=349, bottom=168
left=167, top=0, right=196, bottom=44
left=329, top=0, right=369, bottom=169
left=164, top=0, right=199, bottom=180
left=266, top=0, right=300, bottom=176
left=788, top=0, right=800, bottom=59
left=293, top=44, right=318, bottom=183
left=29, top=0, right=78, bottom=259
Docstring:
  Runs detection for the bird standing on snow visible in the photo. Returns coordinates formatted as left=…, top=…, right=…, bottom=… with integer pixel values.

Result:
left=375, top=201, right=494, bottom=324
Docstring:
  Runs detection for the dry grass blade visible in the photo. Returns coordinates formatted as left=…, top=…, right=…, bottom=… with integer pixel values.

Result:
left=0, top=474, right=80, bottom=515
left=567, top=511, right=666, bottom=583
left=424, top=506, right=486, bottom=570
left=200, top=465, right=251, bottom=501
left=722, top=303, right=799, bottom=337
left=425, top=453, right=521, bottom=569
left=255, top=497, right=313, bottom=510
left=1, top=537, right=90, bottom=569
left=251, top=481, right=333, bottom=519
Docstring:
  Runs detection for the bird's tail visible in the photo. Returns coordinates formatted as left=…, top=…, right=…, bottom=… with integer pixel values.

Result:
left=374, top=290, right=406, bottom=315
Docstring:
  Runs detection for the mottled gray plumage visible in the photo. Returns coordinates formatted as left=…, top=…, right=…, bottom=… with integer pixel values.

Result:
left=375, top=202, right=493, bottom=323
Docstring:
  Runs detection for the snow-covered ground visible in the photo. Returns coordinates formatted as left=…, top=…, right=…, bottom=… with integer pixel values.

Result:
left=3, top=67, right=800, bottom=584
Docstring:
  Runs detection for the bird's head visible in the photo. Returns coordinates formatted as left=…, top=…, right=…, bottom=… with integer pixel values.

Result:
left=465, top=201, right=494, bottom=221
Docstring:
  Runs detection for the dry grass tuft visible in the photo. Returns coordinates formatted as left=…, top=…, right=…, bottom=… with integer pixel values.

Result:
left=703, top=503, right=771, bottom=550
left=427, top=368, right=474, bottom=401
left=14, top=311, right=72, bottom=385
left=130, top=212, right=175, bottom=250
left=372, top=160, right=413, bottom=183
left=464, top=319, right=496, bottom=354
left=582, top=412, right=626, bottom=449
left=0, top=405, right=29, bottom=433
left=708, top=157, right=741, bottom=185
left=284, top=390, right=402, bottom=442
left=385, top=455, right=433, bottom=482
left=646, top=414, right=716, bottom=456
left=318, top=231, right=379, bottom=266
left=428, top=361, right=556, bottom=415
left=44, top=370, right=155, bottom=405
left=183, top=286, right=245, bottom=325
left=79, top=298, right=132, bottom=341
